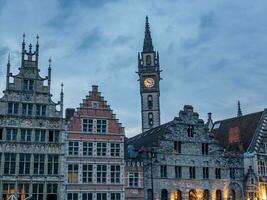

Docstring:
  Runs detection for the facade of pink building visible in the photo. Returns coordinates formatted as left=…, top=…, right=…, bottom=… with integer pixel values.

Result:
left=65, top=85, right=125, bottom=200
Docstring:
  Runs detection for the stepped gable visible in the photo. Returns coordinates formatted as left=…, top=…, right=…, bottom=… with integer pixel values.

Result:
left=68, top=85, right=124, bottom=134
left=127, top=105, right=205, bottom=149
left=212, top=111, right=264, bottom=152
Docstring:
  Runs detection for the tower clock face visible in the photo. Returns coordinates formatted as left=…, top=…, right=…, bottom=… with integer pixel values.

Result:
left=144, top=78, right=155, bottom=88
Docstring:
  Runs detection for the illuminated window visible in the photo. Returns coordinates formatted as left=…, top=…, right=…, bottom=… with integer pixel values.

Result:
left=2, top=183, right=15, bottom=200
left=216, top=190, right=222, bottom=200
left=68, top=164, right=78, bottom=183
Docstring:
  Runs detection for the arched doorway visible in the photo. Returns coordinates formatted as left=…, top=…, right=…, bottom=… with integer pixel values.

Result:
left=189, top=189, right=197, bottom=200
left=229, top=189, right=236, bottom=200
left=161, top=189, right=168, bottom=200
left=216, top=190, right=222, bottom=200
left=203, top=189, right=210, bottom=200
left=176, top=190, right=182, bottom=200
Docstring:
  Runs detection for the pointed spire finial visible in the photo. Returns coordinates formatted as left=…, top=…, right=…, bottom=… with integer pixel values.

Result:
left=7, top=53, right=10, bottom=65
left=237, top=100, right=242, bottom=117
left=23, top=33, right=25, bottom=43
left=48, top=58, right=51, bottom=68
left=143, top=15, right=154, bottom=52
left=61, top=82, right=64, bottom=91
left=36, top=34, right=39, bottom=44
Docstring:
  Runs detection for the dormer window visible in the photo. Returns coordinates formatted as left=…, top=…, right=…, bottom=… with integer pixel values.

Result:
left=147, top=95, right=153, bottom=109
left=146, top=55, right=152, bottom=66
left=148, top=112, right=153, bottom=126
left=23, top=79, right=34, bottom=91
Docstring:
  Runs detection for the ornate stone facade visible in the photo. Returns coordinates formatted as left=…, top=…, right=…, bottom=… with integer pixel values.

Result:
left=0, top=35, right=65, bottom=200
left=127, top=105, right=244, bottom=200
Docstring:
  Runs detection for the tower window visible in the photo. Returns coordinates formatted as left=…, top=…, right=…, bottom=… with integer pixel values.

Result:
left=187, top=125, right=194, bottom=137
left=147, top=95, right=153, bottom=109
left=148, top=112, right=153, bottom=126
left=146, top=55, right=152, bottom=66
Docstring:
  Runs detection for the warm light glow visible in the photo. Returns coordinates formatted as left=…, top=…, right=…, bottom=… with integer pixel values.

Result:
left=261, top=185, right=267, bottom=200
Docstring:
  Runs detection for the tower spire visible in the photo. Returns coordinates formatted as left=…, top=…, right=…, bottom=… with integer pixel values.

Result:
left=143, top=16, right=154, bottom=52
left=48, top=58, right=52, bottom=92
left=237, top=100, right=242, bottom=117
left=22, top=33, right=26, bottom=65
left=36, top=34, right=39, bottom=64
left=6, top=53, right=11, bottom=90
left=60, top=82, right=64, bottom=115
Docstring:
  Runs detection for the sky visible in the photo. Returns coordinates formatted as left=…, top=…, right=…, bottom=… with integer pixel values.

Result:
left=0, top=0, right=267, bottom=137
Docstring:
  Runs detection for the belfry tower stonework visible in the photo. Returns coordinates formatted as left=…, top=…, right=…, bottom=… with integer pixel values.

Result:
left=137, top=16, right=161, bottom=132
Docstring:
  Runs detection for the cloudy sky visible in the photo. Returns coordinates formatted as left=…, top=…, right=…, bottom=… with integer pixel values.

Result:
left=0, top=0, right=267, bottom=137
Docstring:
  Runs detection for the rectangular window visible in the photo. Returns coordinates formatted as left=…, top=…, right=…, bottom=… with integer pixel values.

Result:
left=230, top=168, right=236, bottom=180
left=97, top=193, right=107, bottom=200
left=175, top=166, right=182, bottom=178
left=187, top=125, right=194, bottom=137
left=4, top=153, right=16, bottom=174
left=83, top=141, right=93, bottom=156
left=69, top=141, right=79, bottom=156
left=22, top=103, right=33, bottom=116
left=96, top=119, right=107, bottom=133
left=68, top=193, right=78, bottom=200
left=82, top=164, right=93, bottom=183
left=2, top=183, right=15, bottom=200
left=8, top=102, right=19, bottom=115
left=68, top=164, right=78, bottom=183
left=48, top=155, right=59, bottom=175
left=18, top=183, right=30, bottom=200
left=47, top=184, right=58, bottom=195
left=34, top=154, right=45, bottom=175
left=82, top=193, right=93, bottom=200
left=21, top=129, right=32, bottom=142
left=189, top=167, right=196, bottom=179
left=6, top=128, right=17, bottom=141
left=36, top=104, right=46, bottom=116
left=174, top=141, right=181, bottom=153
left=97, top=142, right=107, bottom=156
left=82, top=119, right=93, bottom=132
left=203, top=167, right=209, bottom=179
left=23, top=79, right=34, bottom=91
left=32, top=183, right=44, bottom=200
left=111, top=193, right=121, bottom=200
left=48, top=130, right=59, bottom=142
left=35, top=129, right=46, bottom=142
left=129, top=172, right=139, bottom=187
left=19, top=154, right=31, bottom=174
left=202, top=143, right=209, bottom=155
left=215, top=168, right=221, bottom=179
left=111, top=165, right=120, bottom=183
left=97, top=165, right=107, bottom=183
left=160, top=165, right=167, bottom=178
left=110, top=143, right=120, bottom=157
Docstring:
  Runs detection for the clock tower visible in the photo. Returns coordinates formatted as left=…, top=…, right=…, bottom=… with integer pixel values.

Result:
left=137, top=16, right=161, bottom=132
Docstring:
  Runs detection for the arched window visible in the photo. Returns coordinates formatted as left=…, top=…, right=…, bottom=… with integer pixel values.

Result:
left=161, top=189, right=168, bottom=200
left=147, top=189, right=153, bottom=200
left=148, top=112, right=153, bottom=126
left=146, top=55, right=152, bottom=66
left=189, top=189, right=197, bottom=200
left=203, top=189, right=210, bottom=200
left=176, top=190, right=182, bottom=200
left=187, top=125, right=194, bottom=137
left=147, top=95, right=153, bottom=109
left=229, top=190, right=236, bottom=200
left=216, top=190, right=222, bottom=200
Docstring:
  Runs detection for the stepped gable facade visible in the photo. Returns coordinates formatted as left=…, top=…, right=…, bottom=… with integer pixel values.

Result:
left=66, top=85, right=125, bottom=200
